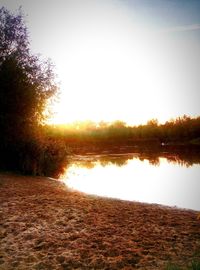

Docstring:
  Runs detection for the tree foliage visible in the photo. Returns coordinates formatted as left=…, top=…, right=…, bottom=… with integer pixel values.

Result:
left=0, top=7, right=58, bottom=143
left=47, top=115, right=200, bottom=148
left=0, top=7, right=68, bottom=177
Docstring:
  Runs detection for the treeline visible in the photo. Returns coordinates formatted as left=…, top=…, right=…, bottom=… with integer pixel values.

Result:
left=0, top=7, right=68, bottom=177
left=45, top=116, right=200, bottom=150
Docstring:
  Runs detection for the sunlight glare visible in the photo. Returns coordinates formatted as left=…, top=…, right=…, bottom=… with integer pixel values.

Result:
left=49, top=2, right=170, bottom=125
left=62, top=157, right=200, bottom=210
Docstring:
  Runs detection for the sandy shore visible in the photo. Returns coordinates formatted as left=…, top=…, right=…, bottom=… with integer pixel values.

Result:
left=0, top=173, right=200, bottom=270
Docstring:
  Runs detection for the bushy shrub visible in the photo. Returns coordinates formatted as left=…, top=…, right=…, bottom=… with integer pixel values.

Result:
left=0, top=138, right=69, bottom=178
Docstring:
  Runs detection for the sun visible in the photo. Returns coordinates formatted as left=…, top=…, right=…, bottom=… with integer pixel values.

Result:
left=50, top=38, right=167, bottom=126
left=48, top=1, right=173, bottom=126
left=50, top=44, right=167, bottom=126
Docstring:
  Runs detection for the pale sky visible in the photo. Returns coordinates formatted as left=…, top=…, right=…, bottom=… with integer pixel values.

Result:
left=1, top=0, right=200, bottom=125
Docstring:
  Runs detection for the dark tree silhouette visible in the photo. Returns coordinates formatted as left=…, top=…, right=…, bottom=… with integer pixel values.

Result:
left=0, top=7, right=68, bottom=176
left=0, top=7, right=58, bottom=143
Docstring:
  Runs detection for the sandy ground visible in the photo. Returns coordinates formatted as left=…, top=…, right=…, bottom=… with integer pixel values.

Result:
left=0, top=173, right=200, bottom=270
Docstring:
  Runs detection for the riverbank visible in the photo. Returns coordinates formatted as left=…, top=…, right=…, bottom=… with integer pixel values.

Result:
left=0, top=173, right=200, bottom=269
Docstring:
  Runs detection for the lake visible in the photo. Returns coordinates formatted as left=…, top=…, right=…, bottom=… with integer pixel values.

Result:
left=61, top=152, right=200, bottom=211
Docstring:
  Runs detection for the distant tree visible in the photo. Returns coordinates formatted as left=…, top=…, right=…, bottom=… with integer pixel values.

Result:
left=147, top=119, right=158, bottom=126
left=111, top=120, right=126, bottom=129
left=98, top=121, right=108, bottom=129
left=0, top=7, right=58, bottom=144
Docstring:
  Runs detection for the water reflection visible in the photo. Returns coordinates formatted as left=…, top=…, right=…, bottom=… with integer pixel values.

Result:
left=61, top=153, right=200, bottom=211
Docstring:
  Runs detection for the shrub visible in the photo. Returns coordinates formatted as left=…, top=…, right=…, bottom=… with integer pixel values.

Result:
left=0, top=138, right=69, bottom=178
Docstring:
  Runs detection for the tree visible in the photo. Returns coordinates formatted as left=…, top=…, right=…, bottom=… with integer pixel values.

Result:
left=0, top=7, right=66, bottom=176
left=0, top=7, right=58, bottom=143
left=0, top=7, right=29, bottom=64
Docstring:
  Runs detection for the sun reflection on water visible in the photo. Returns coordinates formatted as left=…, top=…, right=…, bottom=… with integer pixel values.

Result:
left=61, top=156, right=200, bottom=211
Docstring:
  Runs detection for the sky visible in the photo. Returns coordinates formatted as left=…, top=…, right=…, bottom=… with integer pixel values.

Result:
left=1, top=0, right=200, bottom=125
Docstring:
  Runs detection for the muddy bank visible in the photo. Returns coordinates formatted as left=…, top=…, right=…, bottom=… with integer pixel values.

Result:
left=0, top=173, right=200, bottom=269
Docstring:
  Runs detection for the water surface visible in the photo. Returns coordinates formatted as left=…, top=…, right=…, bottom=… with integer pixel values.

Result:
left=61, top=153, right=200, bottom=211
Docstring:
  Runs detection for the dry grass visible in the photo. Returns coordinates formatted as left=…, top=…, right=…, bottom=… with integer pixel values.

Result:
left=0, top=173, right=200, bottom=269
